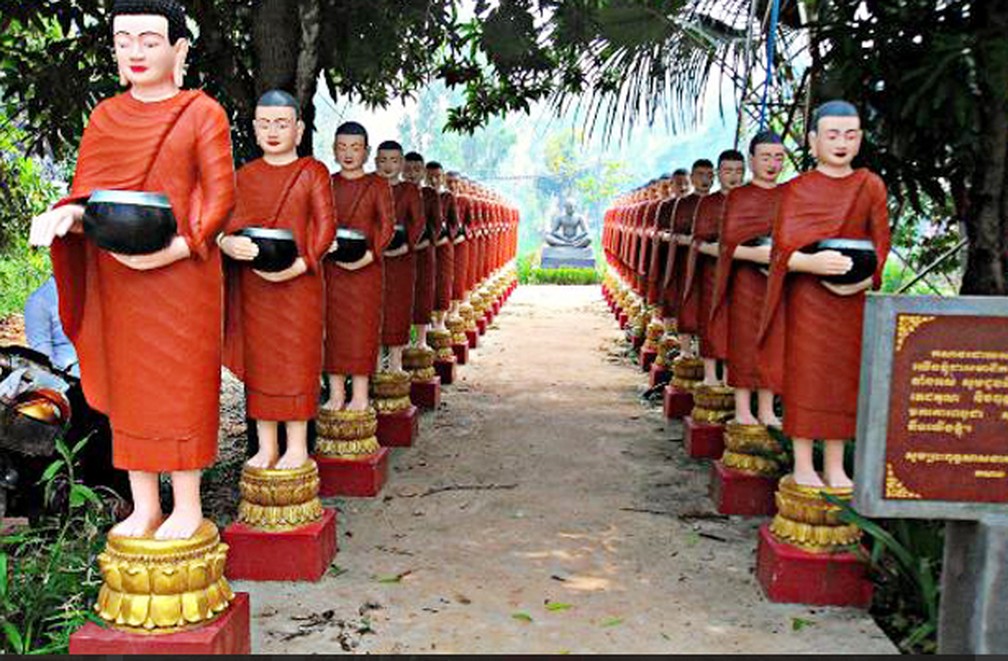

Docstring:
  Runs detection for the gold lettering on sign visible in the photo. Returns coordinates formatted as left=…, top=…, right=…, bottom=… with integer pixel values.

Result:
left=896, top=315, right=936, bottom=352
left=975, top=470, right=1007, bottom=479
left=885, top=463, right=922, bottom=499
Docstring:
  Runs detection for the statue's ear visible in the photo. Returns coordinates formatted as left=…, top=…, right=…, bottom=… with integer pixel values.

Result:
left=172, top=39, right=190, bottom=88
left=295, top=119, right=306, bottom=147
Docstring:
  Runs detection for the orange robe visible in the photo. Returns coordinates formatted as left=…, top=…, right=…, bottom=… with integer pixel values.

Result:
left=708, top=184, right=781, bottom=387
left=324, top=173, right=395, bottom=374
left=50, top=90, right=235, bottom=472
left=453, top=194, right=472, bottom=301
left=412, top=186, right=441, bottom=324
left=381, top=181, right=425, bottom=345
left=758, top=169, right=890, bottom=440
left=435, top=191, right=458, bottom=312
left=223, top=157, right=334, bottom=420
left=661, top=194, right=700, bottom=319
left=646, top=198, right=674, bottom=306
left=681, top=191, right=726, bottom=356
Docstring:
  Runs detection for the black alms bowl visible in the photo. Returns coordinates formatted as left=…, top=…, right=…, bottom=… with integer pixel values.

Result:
left=387, top=224, right=408, bottom=252
left=83, top=190, right=177, bottom=255
left=235, top=227, right=298, bottom=272
left=800, top=238, right=877, bottom=285
left=742, top=235, right=772, bottom=248
left=330, top=227, right=368, bottom=264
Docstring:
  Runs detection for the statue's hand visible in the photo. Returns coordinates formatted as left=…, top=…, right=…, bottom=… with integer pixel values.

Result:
left=822, top=276, right=873, bottom=296
left=255, top=257, right=307, bottom=283
left=339, top=249, right=375, bottom=271
left=29, top=204, right=85, bottom=247
left=111, top=235, right=191, bottom=271
left=797, top=249, right=852, bottom=276
left=327, top=237, right=339, bottom=253
left=219, top=235, right=258, bottom=261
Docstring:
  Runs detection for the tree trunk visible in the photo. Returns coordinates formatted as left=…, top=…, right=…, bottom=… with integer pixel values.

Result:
left=961, top=2, right=1008, bottom=295
left=295, top=0, right=322, bottom=156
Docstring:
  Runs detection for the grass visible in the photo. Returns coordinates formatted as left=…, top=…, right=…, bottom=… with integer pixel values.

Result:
left=0, top=236, right=51, bottom=317
left=516, top=252, right=600, bottom=285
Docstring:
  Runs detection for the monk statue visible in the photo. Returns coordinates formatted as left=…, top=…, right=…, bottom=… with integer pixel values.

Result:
left=709, top=131, right=786, bottom=427
left=324, top=122, right=395, bottom=411
left=220, top=90, right=334, bottom=470
left=759, top=100, right=891, bottom=488
left=427, top=161, right=457, bottom=333
left=403, top=151, right=441, bottom=348
left=545, top=200, right=591, bottom=248
left=29, top=0, right=235, bottom=539
left=671, top=167, right=692, bottom=198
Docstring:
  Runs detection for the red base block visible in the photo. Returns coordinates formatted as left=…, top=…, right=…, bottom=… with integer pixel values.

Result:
left=683, top=416, right=725, bottom=459
left=223, top=509, right=337, bottom=582
left=663, top=384, right=694, bottom=419
left=756, top=524, right=873, bottom=608
left=315, top=448, right=389, bottom=497
left=434, top=359, right=456, bottom=385
left=632, top=332, right=645, bottom=350
left=639, top=348, right=657, bottom=371
left=649, top=363, right=671, bottom=389
left=709, top=461, right=778, bottom=516
left=69, top=593, right=251, bottom=654
left=619, top=312, right=629, bottom=329
left=452, top=342, right=469, bottom=365
left=410, top=377, right=441, bottom=409
left=377, top=406, right=419, bottom=447
left=493, top=300, right=501, bottom=315
left=466, top=328, right=479, bottom=349
left=477, top=317, right=487, bottom=335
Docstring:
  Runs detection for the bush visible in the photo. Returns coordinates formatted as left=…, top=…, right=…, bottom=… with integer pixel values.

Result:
left=526, top=266, right=600, bottom=285
left=0, top=236, right=52, bottom=317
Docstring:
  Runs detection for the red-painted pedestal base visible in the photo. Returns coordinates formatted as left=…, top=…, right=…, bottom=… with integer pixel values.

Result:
left=69, top=593, right=251, bottom=654
left=683, top=416, right=724, bottom=459
left=223, top=509, right=337, bottom=582
left=434, top=359, right=456, bottom=385
left=465, top=328, right=479, bottom=349
left=618, top=312, right=629, bottom=329
left=639, top=348, right=657, bottom=371
left=709, top=461, right=778, bottom=516
left=755, top=524, right=873, bottom=608
left=663, top=384, right=694, bottom=419
left=477, top=317, right=487, bottom=335
left=410, top=377, right=441, bottom=409
left=452, top=342, right=469, bottom=365
left=377, top=406, right=419, bottom=447
left=632, top=332, right=645, bottom=350
left=649, top=363, right=670, bottom=388
left=493, top=300, right=501, bottom=315
left=315, top=448, right=389, bottom=497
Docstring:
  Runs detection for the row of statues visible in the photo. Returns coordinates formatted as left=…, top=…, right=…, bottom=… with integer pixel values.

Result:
left=28, top=0, right=520, bottom=640
left=602, top=101, right=891, bottom=491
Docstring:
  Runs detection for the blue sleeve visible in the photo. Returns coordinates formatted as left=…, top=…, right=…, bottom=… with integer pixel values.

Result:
left=24, top=285, right=55, bottom=359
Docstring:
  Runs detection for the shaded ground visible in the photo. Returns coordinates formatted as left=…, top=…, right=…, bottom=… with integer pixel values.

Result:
left=234, top=285, right=895, bottom=654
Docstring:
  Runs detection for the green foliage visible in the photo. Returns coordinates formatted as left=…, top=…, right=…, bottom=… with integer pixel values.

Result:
left=0, top=236, right=52, bottom=317
left=1, top=434, right=115, bottom=654
left=0, top=117, right=62, bottom=250
left=525, top=266, right=600, bottom=286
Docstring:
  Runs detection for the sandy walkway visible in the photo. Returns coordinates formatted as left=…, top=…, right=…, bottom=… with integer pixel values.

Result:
left=238, top=284, right=895, bottom=654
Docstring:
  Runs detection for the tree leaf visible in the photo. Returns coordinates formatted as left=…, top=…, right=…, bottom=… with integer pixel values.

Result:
left=545, top=601, right=573, bottom=612
left=791, top=617, right=815, bottom=631
left=600, top=617, right=623, bottom=627
left=512, top=611, right=534, bottom=623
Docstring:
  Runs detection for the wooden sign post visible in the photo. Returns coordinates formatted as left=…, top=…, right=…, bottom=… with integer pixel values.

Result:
left=854, top=295, right=1008, bottom=654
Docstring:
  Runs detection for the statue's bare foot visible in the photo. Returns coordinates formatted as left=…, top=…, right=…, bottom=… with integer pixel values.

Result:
left=154, top=507, right=203, bottom=540
left=825, top=472, right=854, bottom=489
left=792, top=469, right=825, bottom=488
left=246, top=448, right=278, bottom=469
left=322, top=396, right=344, bottom=411
left=702, top=377, right=721, bottom=387
left=275, top=449, right=309, bottom=470
left=110, top=508, right=162, bottom=538
left=759, top=413, right=783, bottom=428
left=735, top=411, right=760, bottom=426
left=344, top=398, right=369, bottom=412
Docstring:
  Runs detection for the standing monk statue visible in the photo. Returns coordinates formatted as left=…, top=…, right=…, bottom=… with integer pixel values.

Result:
left=221, top=90, right=334, bottom=470
left=29, top=0, right=235, bottom=541
left=324, top=122, right=395, bottom=411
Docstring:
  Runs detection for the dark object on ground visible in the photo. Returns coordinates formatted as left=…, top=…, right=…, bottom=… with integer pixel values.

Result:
left=83, top=190, right=177, bottom=255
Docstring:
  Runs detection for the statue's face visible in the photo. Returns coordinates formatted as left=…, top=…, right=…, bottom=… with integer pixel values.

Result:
left=427, top=167, right=444, bottom=189
left=113, top=14, right=183, bottom=89
left=334, top=134, right=369, bottom=172
left=691, top=167, right=714, bottom=194
left=446, top=174, right=459, bottom=193
left=809, top=115, right=862, bottom=169
left=751, top=142, right=786, bottom=185
left=658, top=180, right=673, bottom=197
left=564, top=201, right=574, bottom=214
left=403, top=160, right=426, bottom=184
left=673, top=174, right=690, bottom=196
left=717, top=159, right=745, bottom=191
left=253, top=105, right=302, bottom=158
left=374, top=149, right=403, bottom=179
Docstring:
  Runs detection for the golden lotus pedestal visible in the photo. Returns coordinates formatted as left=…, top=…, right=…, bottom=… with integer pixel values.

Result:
left=70, top=520, right=250, bottom=655
left=709, top=423, right=783, bottom=516
left=221, top=462, right=337, bottom=582
left=403, top=345, right=441, bottom=409
left=683, top=385, right=734, bottom=460
left=639, top=318, right=664, bottom=371
left=371, top=370, right=419, bottom=448
left=427, top=328, right=457, bottom=386
left=313, top=407, right=388, bottom=498
left=460, top=302, right=479, bottom=349
left=663, top=356, right=702, bottom=419
left=755, top=475, right=873, bottom=607
left=445, top=314, right=470, bottom=364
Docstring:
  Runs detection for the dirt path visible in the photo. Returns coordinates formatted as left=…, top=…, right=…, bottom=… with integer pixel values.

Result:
left=238, top=285, right=895, bottom=654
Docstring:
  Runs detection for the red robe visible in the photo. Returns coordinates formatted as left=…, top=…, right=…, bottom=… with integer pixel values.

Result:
left=453, top=194, right=472, bottom=301
left=708, top=184, right=781, bottom=387
left=223, top=157, right=334, bottom=420
left=661, top=194, right=701, bottom=319
left=324, top=173, right=395, bottom=374
left=758, top=169, right=890, bottom=440
left=646, top=197, right=675, bottom=305
left=50, top=90, right=235, bottom=472
left=381, top=181, right=425, bottom=345
left=412, top=186, right=441, bottom=325
left=435, top=190, right=458, bottom=311
left=681, top=191, right=726, bottom=355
